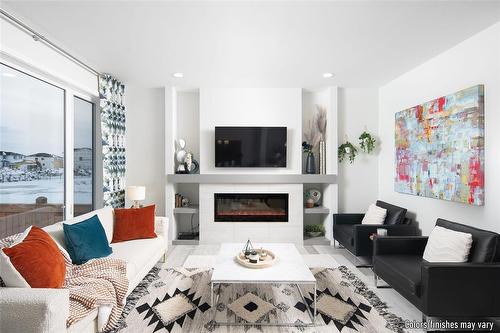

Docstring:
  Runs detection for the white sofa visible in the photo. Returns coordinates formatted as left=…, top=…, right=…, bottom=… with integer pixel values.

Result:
left=0, top=207, right=168, bottom=333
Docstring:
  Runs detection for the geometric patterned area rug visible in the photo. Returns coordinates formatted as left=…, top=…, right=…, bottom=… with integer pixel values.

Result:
left=109, top=265, right=407, bottom=333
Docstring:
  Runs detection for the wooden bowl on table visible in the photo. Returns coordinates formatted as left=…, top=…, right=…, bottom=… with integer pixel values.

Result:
left=235, top=249, right=277, bottom=269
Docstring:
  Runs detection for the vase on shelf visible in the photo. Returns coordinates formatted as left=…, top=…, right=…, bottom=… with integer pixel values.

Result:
left=319, top=140, right=326, bottom=175
left=306, top=151, right=316, bottom=174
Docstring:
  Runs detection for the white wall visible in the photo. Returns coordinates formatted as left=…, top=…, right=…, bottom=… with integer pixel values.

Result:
left=125, top=86, right=166, bottom=215
left=176, top=91, right=200, bottom=162
left=338, top=88, right=379, bottom=213
left=199, top=88, right=302, bottom=174
left=378, top=22, right=500, bottom=235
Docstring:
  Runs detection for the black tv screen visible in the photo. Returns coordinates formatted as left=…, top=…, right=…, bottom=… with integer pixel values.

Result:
left=215, top=127, right=287, bottom=167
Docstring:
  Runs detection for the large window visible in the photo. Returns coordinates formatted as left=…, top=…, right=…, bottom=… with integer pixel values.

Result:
left=0, top=63, right=96, bottom=238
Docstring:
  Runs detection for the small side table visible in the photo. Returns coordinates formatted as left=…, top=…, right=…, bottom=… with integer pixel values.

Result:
left=358, top=231, right=387, bottom=268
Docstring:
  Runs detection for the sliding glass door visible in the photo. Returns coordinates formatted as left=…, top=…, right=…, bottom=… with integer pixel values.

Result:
left=0, top=63, right=96, bottom=238
left=74, top=97, right=94, bottom=216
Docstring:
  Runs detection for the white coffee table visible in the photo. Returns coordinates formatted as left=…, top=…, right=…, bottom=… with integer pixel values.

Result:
left=211, top=243, right=317, bottom=327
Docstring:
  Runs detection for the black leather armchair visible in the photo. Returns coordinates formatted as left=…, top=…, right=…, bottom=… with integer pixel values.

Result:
left=332, top=200, right=418, bottom=257
left=373, top=219, right=500, bottom=319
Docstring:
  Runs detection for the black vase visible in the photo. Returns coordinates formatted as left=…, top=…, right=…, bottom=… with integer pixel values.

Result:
left=306, top=152, right=316, bottom=174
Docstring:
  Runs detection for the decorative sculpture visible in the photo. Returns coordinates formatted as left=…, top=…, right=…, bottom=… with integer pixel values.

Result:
left=175, top=139, right=188, bottom=174
left=242, top=239, right=254, bottom=258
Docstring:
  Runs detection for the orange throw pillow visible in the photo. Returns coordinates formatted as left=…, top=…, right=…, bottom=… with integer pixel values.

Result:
left=112, top=205, right=157, bottom=243
left=2, top=226, right=66, bottom=288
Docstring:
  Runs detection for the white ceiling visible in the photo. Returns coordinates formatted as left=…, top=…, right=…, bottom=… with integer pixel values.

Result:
left=2, top=1, right=500, bottom=88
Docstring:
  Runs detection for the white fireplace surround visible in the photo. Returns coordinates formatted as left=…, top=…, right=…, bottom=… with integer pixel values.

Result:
left=165, top=87, right=338, bottom=245
left=199, top=184, right=303, bottom=244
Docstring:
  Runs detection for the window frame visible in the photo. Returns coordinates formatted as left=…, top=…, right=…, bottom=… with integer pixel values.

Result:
left=0, top=57, right=99, bottom=220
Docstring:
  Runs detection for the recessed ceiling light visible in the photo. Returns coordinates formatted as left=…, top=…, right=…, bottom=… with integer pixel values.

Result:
left=172, top=72, right=184, bottom=78
left=323, top=72, right=334, bottom=78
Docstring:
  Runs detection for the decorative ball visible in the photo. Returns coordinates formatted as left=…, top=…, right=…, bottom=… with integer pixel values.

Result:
left=305, top=189, right=322, bottom=205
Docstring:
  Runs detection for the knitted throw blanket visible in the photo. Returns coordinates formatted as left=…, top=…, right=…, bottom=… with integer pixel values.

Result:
left=0, top=232, right=129, bottom=332
left=63, top=254, right=128, bottom=331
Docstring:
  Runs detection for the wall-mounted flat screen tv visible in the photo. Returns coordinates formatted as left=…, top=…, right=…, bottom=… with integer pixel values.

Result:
left=215, top=126, right=287, bottom=167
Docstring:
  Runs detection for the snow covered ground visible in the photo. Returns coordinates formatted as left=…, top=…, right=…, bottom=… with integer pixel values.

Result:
left=0, top=176, right=92, bottom=204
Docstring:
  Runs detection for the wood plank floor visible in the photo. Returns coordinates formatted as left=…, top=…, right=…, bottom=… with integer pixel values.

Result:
left=165, top=243, right=424, bottom=332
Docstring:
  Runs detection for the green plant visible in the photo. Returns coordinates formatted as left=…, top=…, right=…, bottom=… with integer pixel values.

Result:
left=304, top=224, right=325, bottom=235
left=359, top=131, right=376, bottom=153
left=302, top=141, right=313, bottom=154
left=338, top=141, right=357, bottom=163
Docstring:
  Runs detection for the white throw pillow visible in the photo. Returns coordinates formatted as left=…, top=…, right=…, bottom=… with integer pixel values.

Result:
left=423, top=226, right=473, bottom=262
left=0, top=226, right=32, bottom=288
left=361, top=204, right=387, bottom=225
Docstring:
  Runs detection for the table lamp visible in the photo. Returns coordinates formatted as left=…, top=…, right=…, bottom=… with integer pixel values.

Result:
left=128, top=186, right=146, bottom=208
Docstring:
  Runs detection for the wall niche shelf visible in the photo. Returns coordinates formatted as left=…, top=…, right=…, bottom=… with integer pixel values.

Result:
left=172, top=239, right=199, bottom=245
left=166, top=173, right=337, bottom=184
left=173, top=205, right=199, bottom=214
left=304, top=206, right=330, bottom=214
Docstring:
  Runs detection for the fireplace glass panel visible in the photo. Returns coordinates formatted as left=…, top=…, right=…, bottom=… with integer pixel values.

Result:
left=214, top=193, right=288, bottom=222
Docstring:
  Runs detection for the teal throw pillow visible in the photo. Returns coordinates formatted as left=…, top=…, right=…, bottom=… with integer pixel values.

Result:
left=63, top=215, right=112, bottom=265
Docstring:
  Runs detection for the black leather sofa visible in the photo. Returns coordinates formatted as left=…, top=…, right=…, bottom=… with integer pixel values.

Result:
left=332, top=200, right=418, bottom=257
left=373, top=219, right=500, bottom=319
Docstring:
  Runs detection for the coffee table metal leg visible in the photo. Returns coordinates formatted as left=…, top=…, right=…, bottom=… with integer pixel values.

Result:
left=295, top=283, right=315, bottom=325
left=211, top=283, right=222, bottom=324
left=212, top=284, right=222, bottom=309
left=211, top=283, right=222, bottom=308
left=211, top=282, right=214, bottom=308
left=313, top=283, right=317, bottom=322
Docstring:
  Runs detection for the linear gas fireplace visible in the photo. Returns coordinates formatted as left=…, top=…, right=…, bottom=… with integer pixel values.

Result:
left=214, top=193, right=288, bottom=222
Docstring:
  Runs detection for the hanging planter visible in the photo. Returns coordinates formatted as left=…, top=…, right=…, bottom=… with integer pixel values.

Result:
left=338, top=141, right=357, bottom=163
left=359, top=131, right=376, bottom=153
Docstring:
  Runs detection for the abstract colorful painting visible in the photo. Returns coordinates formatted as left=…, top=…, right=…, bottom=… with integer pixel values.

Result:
left=395, top=85, right=484, bottom=205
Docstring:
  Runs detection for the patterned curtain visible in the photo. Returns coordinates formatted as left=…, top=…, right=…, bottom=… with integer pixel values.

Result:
left=99, top=74, right=126, bottom=208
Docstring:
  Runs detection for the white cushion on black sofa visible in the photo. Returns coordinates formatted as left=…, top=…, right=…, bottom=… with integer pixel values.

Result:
left=423, top=225, right=473, bottom=262
left=362, top=204, right=387, bottom=225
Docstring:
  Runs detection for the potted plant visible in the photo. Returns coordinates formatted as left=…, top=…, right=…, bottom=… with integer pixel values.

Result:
left=304, top=224, right=325, bottom=238
left=359, top=131, right=376, bottom=153
left=338, top=141, right=357, bottom=163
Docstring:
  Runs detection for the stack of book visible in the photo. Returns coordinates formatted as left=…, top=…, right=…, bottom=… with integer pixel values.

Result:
left=175, top=193, right=185, bottom=207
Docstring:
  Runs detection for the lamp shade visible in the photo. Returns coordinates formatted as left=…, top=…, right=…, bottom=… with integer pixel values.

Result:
left=127, top=186, right=146, bottom=201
